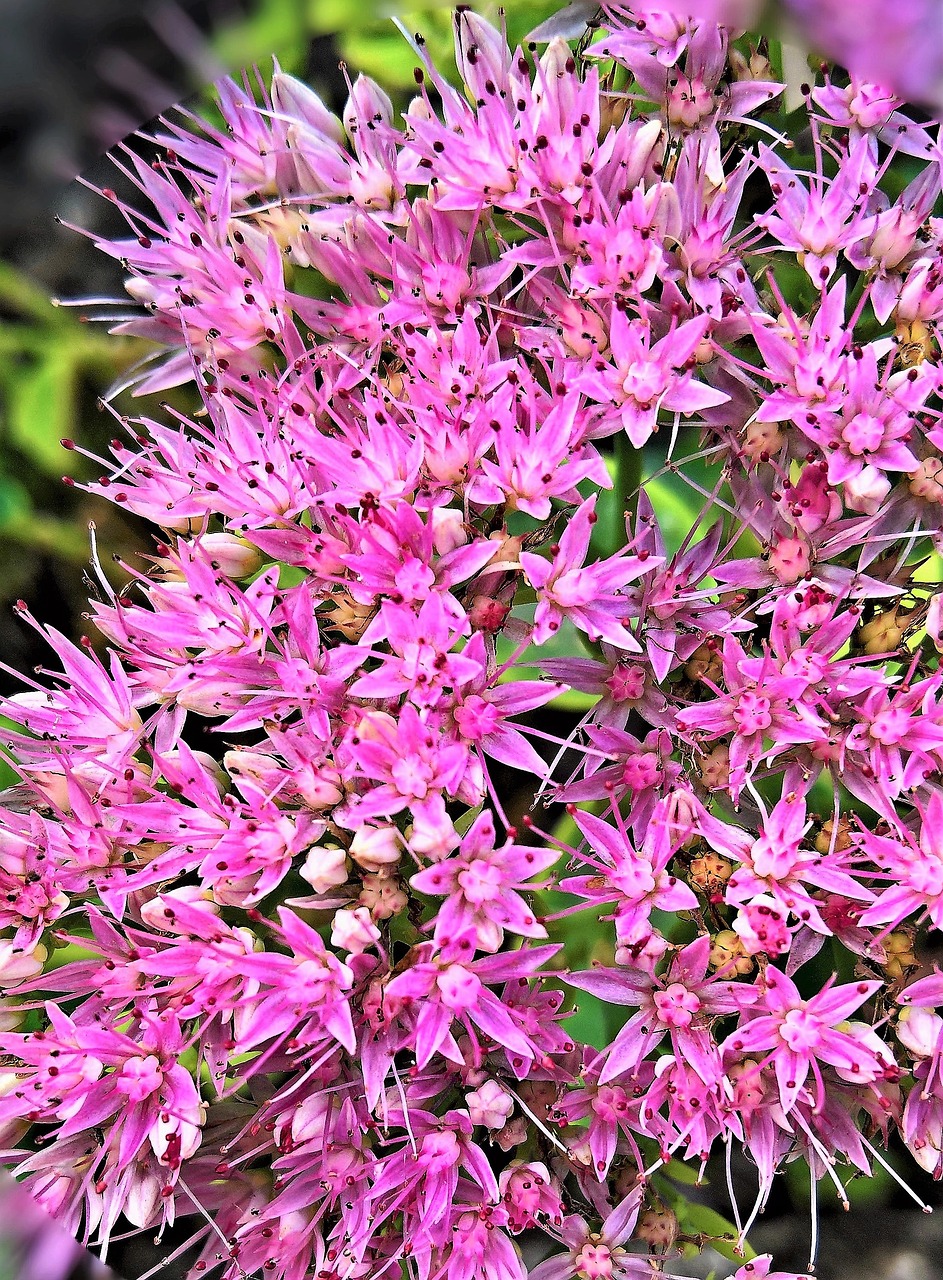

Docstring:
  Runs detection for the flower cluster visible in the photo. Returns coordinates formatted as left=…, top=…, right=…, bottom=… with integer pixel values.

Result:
left=1, top=4, right=942, bottom=1279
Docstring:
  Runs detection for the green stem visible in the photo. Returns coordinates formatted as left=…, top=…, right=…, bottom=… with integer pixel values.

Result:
left=614, top=429, right=643, bottom=552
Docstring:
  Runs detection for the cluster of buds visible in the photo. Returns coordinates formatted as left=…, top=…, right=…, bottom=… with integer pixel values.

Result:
left=0, top=3, right=942, bottom=1279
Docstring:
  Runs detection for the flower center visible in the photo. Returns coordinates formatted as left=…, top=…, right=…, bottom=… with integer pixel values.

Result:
left=841, top=412, right=886, bottom=456
left=653, top=982, right=701, bottom=1028
left=733, top=691, right=773, bottom=735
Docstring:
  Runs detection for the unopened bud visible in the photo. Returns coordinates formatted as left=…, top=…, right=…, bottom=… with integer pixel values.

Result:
left=349, top=824, right=402, bottom=872
left=139, top=886, right=219, bottom=933
left=685, top=642, right=723, bottom=684
left=359, top=873, right=408, bottom=919
left=709, top=929, right=754, bottom=975
left=768, top=534, right=811, bottom=585
left=814, top=817, right=854, bottom=855
left=743, top=419, right=784, bottom=461
left=406, top=799, right=459, bottom=861
left=636, top=1207, right=678, bottom=1248
left=897, top=1006, right=943, bottom=1058
left=843, top=464, right=891, bottom=515
left=299, top=844, right=349, bottom=895
left=188, top=532, right=265, bottom=579
left=855, top=606, right=912, bottom=655
left=431, top=507, right=468, bottom=555
left=689, top=852, right=732, bottom=892
left=698, top=742, right=731, bottom=791
left=331, top=906, right=381, bottom=955
left=468, top=595, right=511, bottom=633
left=909, top=456, right=943, bottom=505
left=884, top=930, right=917, bottom=980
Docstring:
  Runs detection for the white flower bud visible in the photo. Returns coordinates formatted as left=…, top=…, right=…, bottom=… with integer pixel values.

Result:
left=466, top=1079, right=514, bottom=1130
left=897, top=1006, right=943, bottom=1059
left=349, top=824, right=402, bottom=872
left=331, top=906, right=381, bottom=955
left=431, top=507, right=468, bottom=555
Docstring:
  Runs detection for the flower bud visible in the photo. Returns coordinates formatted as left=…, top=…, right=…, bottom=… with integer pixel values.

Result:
left=685, top=642, right=722, bottom=684
left=431, top=507, right=468, bottom=555
left=843, top=464, right=891, bottom=515
left=689, top=853, right=733, bottom=893
left=494, top=1114, right=529, bottom=1153
left=742, top=419, right=784, bottom=461
left=883, top=930, right=917, bottom=980
left=768, top=534, right=811, bottom=584
left=290, top=1093, right=332, bottom=1145
left=300, top=844, right=349, bottom=895
left=814, top=816, right=854, bottom=855
left=909, top=456, right=943, bottom=504
left=709, top=929, right=754, bottom=975
left=349, top=824, right=402, bottom=872
left=698, top=742, right=731, bottom=791
left=139, top=886, right=219, bottom=934
left=0, top=941, right=46, bottom=988
left=187, top=532, right=265, bottom=579
left=466, top=1078, right=514, bottom=1129
left=856, top=605, right=916, bottom=654
left=728, top=1059, right=765, bottom=1111
left=897, top=1006, right=943, bottom=1058
left=359, top=873, right=407, bottom=919
left=331, top=906, right=381, bottom=955
left=636, top=1207, right=679, bottom=1248
left=406, top=798, right=459, bottom=861
left=0, top=998, right=24, bottom=1032
left=468, top=595, right=511, bottom=633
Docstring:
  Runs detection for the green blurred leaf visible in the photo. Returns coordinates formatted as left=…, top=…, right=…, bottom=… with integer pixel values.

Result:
left=8, top=352, right=75, bottom=476
left=0, top=475, right=31, bottom=530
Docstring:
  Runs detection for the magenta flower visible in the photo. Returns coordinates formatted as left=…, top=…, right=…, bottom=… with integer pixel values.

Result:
left=4, top=4, right=943, bottom=1274
left=383, top=933, right=560, bottom=1074
left=724, top=967, right=884, bottom=1112
left=568, top=935, right=755, bottom=1084
left=576, top=309, right=729, bottom=446
left=411, top=810, right=558, bottom=951
left=521, top=496, right=659, bottom=647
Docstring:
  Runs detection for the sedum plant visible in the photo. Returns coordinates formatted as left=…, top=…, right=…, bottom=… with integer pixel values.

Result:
left=0, top=3, right=942, bottom=1278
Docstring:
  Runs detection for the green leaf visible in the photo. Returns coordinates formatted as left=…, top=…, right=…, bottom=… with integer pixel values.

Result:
left=662, top=1158, right=704, bottom=1187
left=8, top=352, right=75, bottom=476
left=679, top=1201, right=756, bottom=1264
left=0, top=475, right=31, bottom=530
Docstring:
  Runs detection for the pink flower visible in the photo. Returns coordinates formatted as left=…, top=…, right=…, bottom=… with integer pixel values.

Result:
left=576, top=309, right=729, bottom=447
left=410, top=810, right=557, bottom=951
left=724, top=966, right=884, bottom=1112
left=521, top=496, right=659, bottom=647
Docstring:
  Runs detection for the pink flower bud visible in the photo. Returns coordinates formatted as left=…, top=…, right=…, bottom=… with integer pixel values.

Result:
left=466, top=1078, right=514, bottom=1129
left=349, top=824, right=402, bottom=871
left=842, top=464, right=892, bottom=514
left=431, top=506, right=469, bottom=555
left=406, top=799, right=460, bottom=861
left=330, top=906, right=381, bottom=954
left=768, top=535, right=811, bottom=584
left=299, top=844, right=349, bottom=895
